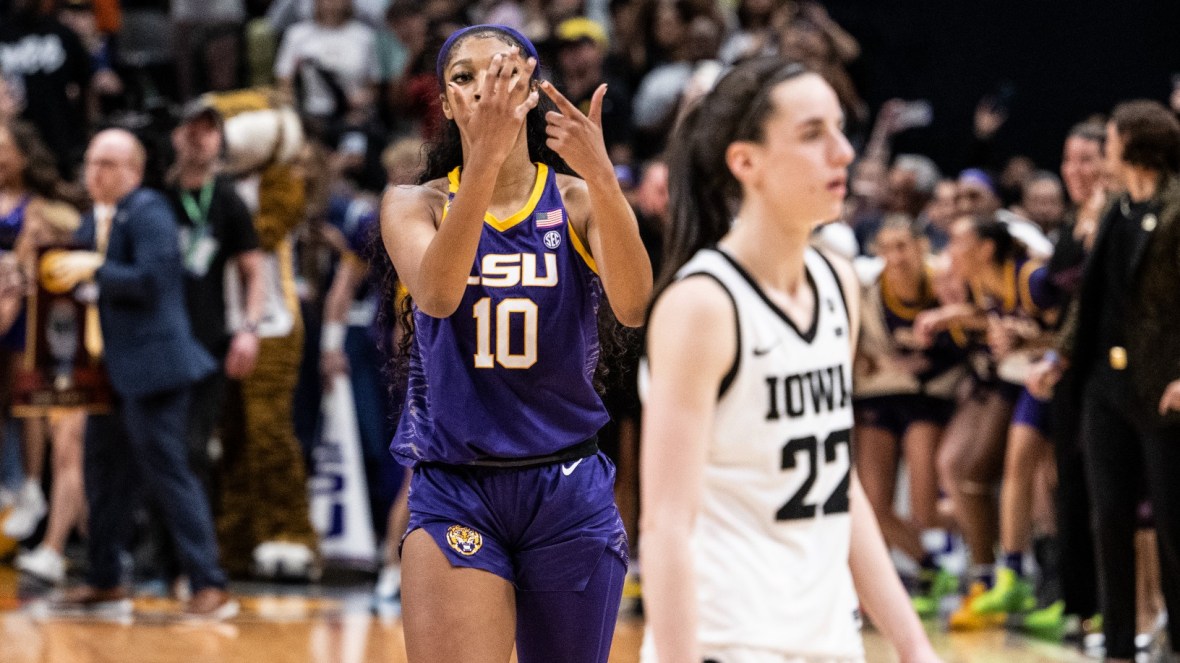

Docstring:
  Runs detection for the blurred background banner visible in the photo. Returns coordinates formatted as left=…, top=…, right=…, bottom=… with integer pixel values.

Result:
left=309, top=374, right=376, bottom=568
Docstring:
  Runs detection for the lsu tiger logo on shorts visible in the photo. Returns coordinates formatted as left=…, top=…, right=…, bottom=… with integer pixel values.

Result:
left=446, top=524, right=483, bottom=556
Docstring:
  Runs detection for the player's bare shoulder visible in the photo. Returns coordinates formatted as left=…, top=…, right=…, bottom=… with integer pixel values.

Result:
left=555, top=173, right=591, bottom=237
left=381, top=178, right=450, bottom=230
left=648, top=273, right=738, bottom=382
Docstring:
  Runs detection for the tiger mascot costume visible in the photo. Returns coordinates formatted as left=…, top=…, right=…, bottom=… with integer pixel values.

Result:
left=202, top=89, right=317, bottom=579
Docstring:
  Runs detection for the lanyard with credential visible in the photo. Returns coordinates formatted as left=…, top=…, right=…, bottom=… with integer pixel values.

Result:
left=180, top=180, right=214, bottom=261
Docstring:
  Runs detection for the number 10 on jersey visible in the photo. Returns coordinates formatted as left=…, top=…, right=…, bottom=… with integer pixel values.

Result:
left=473, top=297, right=538, bottom=369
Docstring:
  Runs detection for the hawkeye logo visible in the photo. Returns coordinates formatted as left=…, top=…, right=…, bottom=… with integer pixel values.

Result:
left=446, top=525, right=483, bottom=556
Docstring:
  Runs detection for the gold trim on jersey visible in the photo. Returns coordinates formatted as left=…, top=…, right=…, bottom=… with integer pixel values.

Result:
left=445, top=163, right=549, bottom=232
left=1017, top=259, right=1044, bottom=317
left=880, top=267, right=935, bottom=321
left=968, top=259, right=1017, bottom=313
left=568, top=221, right=599, bottom=274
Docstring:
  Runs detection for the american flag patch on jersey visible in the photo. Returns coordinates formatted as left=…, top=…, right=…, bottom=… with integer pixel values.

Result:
left=535, top=209, right=563, bottom=228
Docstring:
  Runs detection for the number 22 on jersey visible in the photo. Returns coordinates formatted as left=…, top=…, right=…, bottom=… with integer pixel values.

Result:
left=777, top=429, right=852, bottom=522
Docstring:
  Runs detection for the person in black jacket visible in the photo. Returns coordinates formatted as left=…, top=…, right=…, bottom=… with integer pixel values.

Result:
left=1031, top=100, right=1180, bottom=661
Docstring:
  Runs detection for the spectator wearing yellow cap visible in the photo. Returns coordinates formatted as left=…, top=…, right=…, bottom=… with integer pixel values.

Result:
left=552, top=17, right=635, bottom=168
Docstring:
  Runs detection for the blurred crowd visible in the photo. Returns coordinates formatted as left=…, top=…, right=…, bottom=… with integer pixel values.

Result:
left=1, top=0, right=1180, bottom=652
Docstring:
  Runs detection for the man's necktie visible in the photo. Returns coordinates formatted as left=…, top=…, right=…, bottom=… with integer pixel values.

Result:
left=84, top=208, right=112, bottom=360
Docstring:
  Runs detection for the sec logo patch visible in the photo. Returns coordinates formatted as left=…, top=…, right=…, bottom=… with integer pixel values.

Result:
left=544, top=230, right=562, bottom=250
left=446, top=525, right=483, bottom=556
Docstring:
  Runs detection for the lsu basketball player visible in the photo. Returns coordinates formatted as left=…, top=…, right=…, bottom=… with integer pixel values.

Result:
left=640, top=58, right=938, bottom=663
left=940, top=216, right=1061, bottom=620
left=854, top=217, right=967, bottom=617
left=380, top=25, right=652, bottom=663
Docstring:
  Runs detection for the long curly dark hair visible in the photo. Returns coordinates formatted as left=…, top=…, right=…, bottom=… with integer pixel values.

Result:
left=375, top=26, right=627, bottom=405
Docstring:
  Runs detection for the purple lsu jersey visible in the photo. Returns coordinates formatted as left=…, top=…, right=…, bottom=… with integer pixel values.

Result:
left=391, top=163, right=609, bottom=465
left=970, top=257, right=1060, bottom=321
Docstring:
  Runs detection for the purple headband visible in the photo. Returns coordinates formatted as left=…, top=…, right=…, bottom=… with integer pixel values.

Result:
left=435, top=24, right=541, bottom=85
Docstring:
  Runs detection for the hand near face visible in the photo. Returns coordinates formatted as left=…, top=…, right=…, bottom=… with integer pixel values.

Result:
left=445, top=48, right=539, bottom=166
left=540, top=80, right=613, bottom=183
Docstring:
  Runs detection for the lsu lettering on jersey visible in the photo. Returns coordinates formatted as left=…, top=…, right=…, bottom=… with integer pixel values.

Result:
left=641, top=247, right=862, bottom=662
left=391, top=163, right=609, bottom=466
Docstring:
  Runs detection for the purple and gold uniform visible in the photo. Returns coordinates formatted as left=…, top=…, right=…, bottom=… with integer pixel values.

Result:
left=854, top=268, right=966, bottom=438
left=393, top=163, right=627, bottom=662
left=971, top=257, right=1062, bottom=434
left=392, top=163, right=609, bottom=465
left=971, top=257, right=1060, bottom=323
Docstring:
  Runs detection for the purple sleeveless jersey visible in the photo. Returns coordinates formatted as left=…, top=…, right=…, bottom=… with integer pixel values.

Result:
left=391, top=163, right=609, bottom=466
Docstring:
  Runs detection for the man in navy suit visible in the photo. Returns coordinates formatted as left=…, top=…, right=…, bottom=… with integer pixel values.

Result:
left=44, top=129, right=238, bottom=620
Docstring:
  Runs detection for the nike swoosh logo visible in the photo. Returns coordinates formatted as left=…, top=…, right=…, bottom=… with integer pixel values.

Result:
left=561, top=459, right=584, bottom=476
left=753, top=344, right=780, bottom=356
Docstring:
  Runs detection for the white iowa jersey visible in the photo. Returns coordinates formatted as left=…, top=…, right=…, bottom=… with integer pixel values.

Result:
left=643, top=247, right=862, bottom=661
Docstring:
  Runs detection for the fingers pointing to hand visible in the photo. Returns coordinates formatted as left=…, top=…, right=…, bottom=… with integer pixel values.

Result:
left=538, top=80, right=610, bottom=179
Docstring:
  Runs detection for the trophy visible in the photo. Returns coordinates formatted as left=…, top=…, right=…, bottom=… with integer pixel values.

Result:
left=9, top=245, right=112, bottom=415
left=45, top=298, right=79, bottom=391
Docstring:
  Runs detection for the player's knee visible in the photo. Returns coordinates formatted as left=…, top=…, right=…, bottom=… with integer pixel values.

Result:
left=935, top=445, right=960, bottom=484
left=957, top=478, right=996, bottom=498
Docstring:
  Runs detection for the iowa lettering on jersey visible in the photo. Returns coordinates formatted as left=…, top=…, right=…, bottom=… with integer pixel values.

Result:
left=764, top=364, right=851, bottom=420
left=467, top=253, right=559, bottom=288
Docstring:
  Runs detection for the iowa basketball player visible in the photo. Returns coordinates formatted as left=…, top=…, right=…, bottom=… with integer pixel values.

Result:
left=640, top=59, right=939, bottom=663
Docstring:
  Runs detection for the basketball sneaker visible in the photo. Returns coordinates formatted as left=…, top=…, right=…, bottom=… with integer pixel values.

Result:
left=16, top=545, right=66, bottom=584
left=949, top=581, right=1006, bottom=630
left=255, top=541, right=318, bottom=581
left=1021, top=599, right=1068, bottom=641
left=1135, top=610, right=1168, bottom=657
left=2, top=480, right=46, bottom=541
left=252, top=541, right=280, bottom=578
left=911, top=567, right=957, bottom=618
left=277, top=542, right=318, bottom=581
left=971, top=566, right=1035, bottom=615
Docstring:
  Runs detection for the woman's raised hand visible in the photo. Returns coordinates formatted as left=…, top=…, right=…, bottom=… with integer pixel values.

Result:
left=540, top=80, right=612, bottom=182
left=447, top=48, right=539, bottom=165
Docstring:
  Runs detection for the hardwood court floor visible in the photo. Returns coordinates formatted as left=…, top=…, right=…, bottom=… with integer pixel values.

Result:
left=0, top=568, right=1094, bottom=663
